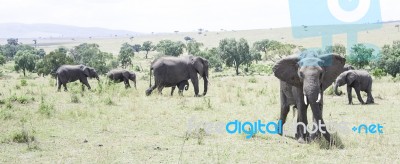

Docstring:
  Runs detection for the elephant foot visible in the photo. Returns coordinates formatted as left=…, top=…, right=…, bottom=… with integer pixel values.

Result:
left=297, top=137, right=307, bottom=144
left=310, top=132, right=321, bottom=141
left=145, top=89, right=152, bottom=96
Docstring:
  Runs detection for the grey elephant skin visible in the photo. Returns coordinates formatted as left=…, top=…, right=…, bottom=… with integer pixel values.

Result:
left=56, top=65, right=99, bottom=91
left=169, top=80, right=189, bottom=96
left=146, top=55, right=209, bottom=97
left=343, top=64, right=354, bottom=72
left=107, top=69, right=137, bottom=89
left=273, top=53, right=345, bottom=143
left=334, top=70, right=374, bottom=104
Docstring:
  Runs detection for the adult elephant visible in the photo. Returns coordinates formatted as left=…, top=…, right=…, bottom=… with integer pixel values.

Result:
left=334, top=70, right=374, bottom=104
left=273, top=52, right=345, bottom=143
left=56, top=65, right=99, bottom=91
left=145, top=55, right=209, bottom=97
left=107, top=69, right=137, bottom=89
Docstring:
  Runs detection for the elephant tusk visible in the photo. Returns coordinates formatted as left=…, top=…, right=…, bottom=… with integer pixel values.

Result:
left=316, top=93, right=322, bottom=103
left=304, top=95, right=308, bottom=105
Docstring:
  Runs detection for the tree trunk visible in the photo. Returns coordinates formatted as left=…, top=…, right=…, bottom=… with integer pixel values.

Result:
left=235, top=65, right=239, bottom=75
left=23, top=69, right=26, bottom=77
left=145, top=51, right=149, bottom=59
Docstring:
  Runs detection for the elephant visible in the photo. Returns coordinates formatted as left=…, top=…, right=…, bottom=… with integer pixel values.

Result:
left=56, top=65, right=99, bottom=91
left=334, top=70, right=374, bottom=104
left=169, top=80, right=189, bottom=96
left=145, top=55, right=209, bottom=97
left=107, top=69, right=137, bottom=89
left=343, top=64, right=354, bottom=72
left=273, top=52, right=346, bottom=143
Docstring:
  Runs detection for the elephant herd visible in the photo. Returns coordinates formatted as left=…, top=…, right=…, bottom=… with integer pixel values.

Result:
left=55, top=53, right=375, bottom=144
left=55, top=55, right=208, bottom=97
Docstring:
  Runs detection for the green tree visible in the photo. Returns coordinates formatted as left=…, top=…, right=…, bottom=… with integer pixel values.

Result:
left=142, top=41, right=154, bottom=59
left=70, top=43, right=113, bottom=74
left=36, top=49, right=46, bottom=59
left=347, top=44, right=374, bottom=69
left=187, top=40, right=203, bottom=55
left=376, top=41, right=400, bottom=77
left=118, top=43, right=135, bottom=69
left=325, top=44, right=346, bottom=56
left=0, top=53, right=5, bottom=65
left=219, top=38, right=253, bottom=75
left=195, top=47, right=223, bottom=71
left=36, top=47, right=74, bottom=76
left=14, top=50, right=37, bottom=76
left=156, top=40, right=186, bottom=56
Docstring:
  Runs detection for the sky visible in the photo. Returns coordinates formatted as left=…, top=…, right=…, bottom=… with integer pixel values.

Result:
left=0, top=0, right=399, bottom=33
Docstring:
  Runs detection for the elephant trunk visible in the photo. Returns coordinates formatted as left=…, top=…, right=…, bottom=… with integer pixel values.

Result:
left=334, top=82, right=342, bottom=96
left=203, top=76, right=208, bottom=96
left=303, top=79, right=321, bottom=104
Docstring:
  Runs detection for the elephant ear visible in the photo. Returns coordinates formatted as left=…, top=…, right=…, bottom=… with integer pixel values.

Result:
left=273, top=54, right=302, bottom=88
left=122, top=71, right=130, bottom=79
left=82, top=66, right=90, bottom=77
left=191, top=57, right=204, bottom=76
left=319, top=53, right=346, bottom=91
left=346, top=71, right=357, bottom=85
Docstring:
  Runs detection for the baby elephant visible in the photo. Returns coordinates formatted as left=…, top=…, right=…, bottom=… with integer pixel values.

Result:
left=334, top=70, right=374, bottom=104
left=107, top=69, right=136, bottom=89
left=56, top=65, right=99, bottom=91
left=170, top=80, right=189, bottom=96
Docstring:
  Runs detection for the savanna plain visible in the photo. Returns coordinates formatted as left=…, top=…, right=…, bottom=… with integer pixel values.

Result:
left=1, top=24, right=400, bottom=163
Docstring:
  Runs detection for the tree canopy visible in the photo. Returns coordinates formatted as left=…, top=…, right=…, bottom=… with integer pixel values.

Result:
left=118, top=43, right=135, bottom=69
left=219, top=38, right=253, bottom=75
left=156, top=40, right=186, bottom=56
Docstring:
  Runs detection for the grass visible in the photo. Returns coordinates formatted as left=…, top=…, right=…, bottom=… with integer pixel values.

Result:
left=0, top=69, right=398, bottom=163
left=1, top=24, right=400, bottom=162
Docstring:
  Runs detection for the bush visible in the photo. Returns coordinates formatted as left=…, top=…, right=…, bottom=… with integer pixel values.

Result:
left=371, top=68, right=386, bottom=79
left=20, top=79, right=28, bottom=86
left=70, top=94, right=80, bottom=103
left=38, top=97, right=55, bottom=118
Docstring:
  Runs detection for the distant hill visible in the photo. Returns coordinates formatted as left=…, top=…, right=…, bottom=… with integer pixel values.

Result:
left=0, top=23, right=139, bottom=38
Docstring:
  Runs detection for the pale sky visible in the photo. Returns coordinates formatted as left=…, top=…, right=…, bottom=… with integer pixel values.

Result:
left=0, top=0, right=399, bottom=33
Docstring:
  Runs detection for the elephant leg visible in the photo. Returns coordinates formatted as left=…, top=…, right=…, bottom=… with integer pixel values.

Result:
left=311, top=95, right=323, bottom=140
left=146, top=85, right=157, bottom=96
left=347, top=86, right=353, bottom=105
left=190, top=76, right=200, bottom=97
left=63, top=83, right=68, bottom=92
left=310, top=103, right=331, bottom=143
left=366, top=91, right=374, bottom=104
left=57, top=80, right=62, bottom=92
left=355, top=88, right=365, bottom=104
left=157, top=86, right=164, bottom=95
left=80, top=78, right=91, bottom=90
left=294, top=90, right=309, bottom=143
left=124, top=79, right=130, bottom=89
left=171, top=86, right=175, bottom=96
left=278, top=91, right=290, bottom=135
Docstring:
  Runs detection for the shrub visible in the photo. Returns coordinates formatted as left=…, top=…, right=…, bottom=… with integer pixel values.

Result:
left=70, top=94, right=80, bottom=103
left=20, top=79, right=28, bottom=86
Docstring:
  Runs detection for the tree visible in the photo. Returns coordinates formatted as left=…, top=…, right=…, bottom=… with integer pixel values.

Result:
left=219, top=38, right=253, bottom=75
left=0, top=53, right=5, bottom=65
left=132, top=44, right=142, bottom=52
left=118, top=43, right=135, bottom=69
left=36, top=47, right=74, bottom=76
left=195, top=47, right=223, bottom=71
left=186, top=40, right=203, bottom=55
left=142, top=41, right=154, bottom=59
left=325, top=44, right=346, bottom=56
left=14, top=50, right=37, bottom=76
left=346, top=44, right=374, bottom=69
left=253, top=39, right=271, bottom=55
left=271, top=43, right=296, bottom=61
left=376, top=41, right=400, bottom=77
left=69, top=43, right=113, bottom=74
left=156, top=40, right=186, bottom=56
left=36, top=49, right=46, bottom=59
